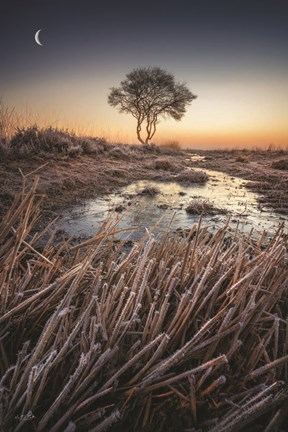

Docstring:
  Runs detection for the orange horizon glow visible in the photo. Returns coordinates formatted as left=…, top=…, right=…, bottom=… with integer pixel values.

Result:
left=7, top=109, right=287, bottom=150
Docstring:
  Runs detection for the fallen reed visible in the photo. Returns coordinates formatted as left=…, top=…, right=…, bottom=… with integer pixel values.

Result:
left=0, top=177, right=288, bottom=431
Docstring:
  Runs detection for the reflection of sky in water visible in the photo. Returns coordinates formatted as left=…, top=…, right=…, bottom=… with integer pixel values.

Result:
left=59, top=169, right=287, bottom=241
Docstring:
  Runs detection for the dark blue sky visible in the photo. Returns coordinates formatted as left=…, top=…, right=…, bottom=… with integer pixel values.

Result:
left=1, top=0, right=288, bottom=147
left=1, top=0, right=288, bottom=83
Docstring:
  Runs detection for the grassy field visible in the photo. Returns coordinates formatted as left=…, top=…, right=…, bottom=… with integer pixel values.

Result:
left=0, top=177, right=288, bottom=431
left=1, top=127, right=288, bottom=225
left=0, top=126, right=209, bottom=222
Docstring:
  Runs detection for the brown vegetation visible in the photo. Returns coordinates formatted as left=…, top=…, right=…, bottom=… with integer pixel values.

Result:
left=1, top=181, right=288, bottom=431
left=1, top=127, right=288, bottom=223
left=140, top=185, right=160, bottom=196
left=235, top=155, right=249, bottom=163
left=154, top=158, right=178, bottom=171
left=271, top=159, right=288, bottom=170
left=0, top=98, right=17, bottom=139
left=158, top=140, right=181, bottom=150
left=186, top=199, right=226, bottom=215
left=191, top=149, right=288, bottom=214
left=175, top=169, right=209, bottom=184
left=0, top=127, right=197, bottom=221
left=5, top=125, right=107, bottom=158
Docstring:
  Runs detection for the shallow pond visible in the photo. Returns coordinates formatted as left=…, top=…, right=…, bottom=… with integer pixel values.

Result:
left=58, top=169, right=288, bottom=241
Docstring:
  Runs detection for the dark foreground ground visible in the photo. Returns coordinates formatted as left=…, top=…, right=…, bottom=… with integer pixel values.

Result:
left=1, top=143, right=288, bottom=222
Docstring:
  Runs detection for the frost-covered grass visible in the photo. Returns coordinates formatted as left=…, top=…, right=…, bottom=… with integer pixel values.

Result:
left=7, top=125, right=107, bottom=158
left=1, top=180, right=288, bottom=431
left=175, top=169, right=209, bottom=184
left=186, top=198, right=226, bottom=215
left=271, top=158, right=288, bottom=170
left=139, top=185, right=160, bottom=196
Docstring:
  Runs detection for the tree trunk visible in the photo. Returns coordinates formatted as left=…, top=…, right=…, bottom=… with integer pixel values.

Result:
left=136, top=121, right=145, bottom=144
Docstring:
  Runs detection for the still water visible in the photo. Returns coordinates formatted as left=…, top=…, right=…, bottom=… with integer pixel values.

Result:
left=58, top=169, right=287, bottom=241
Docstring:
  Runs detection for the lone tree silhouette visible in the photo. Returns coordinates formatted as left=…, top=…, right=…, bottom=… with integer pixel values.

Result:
left=108, top=66, right=197, bottom=144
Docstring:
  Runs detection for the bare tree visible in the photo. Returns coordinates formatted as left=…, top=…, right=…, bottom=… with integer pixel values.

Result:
left=108, top=66, right=197, bottom=144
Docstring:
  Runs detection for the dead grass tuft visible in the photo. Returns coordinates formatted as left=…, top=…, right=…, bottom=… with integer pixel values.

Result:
left=245, top=181, right=272, bottom=190
left=235, top=155, right=249, bottom=163
left=107, top=144, right=143, bottom=160
left=154, top=158, right=178, bottom=171
left=140, top=185, right=160, bottom=196
left=0, top=137, right=10, bottom=159
left=271, top=159, right=288, bottom=170
left=176, top=169, right=209, bottom=184
left=186, top=198, right=226, bottom=215
left=2, top=126, right=107, bottom=159
left=158, top=140, right=181, bottom=150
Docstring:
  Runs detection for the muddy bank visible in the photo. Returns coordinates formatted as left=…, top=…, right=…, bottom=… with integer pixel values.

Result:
left=0, top=145, right=192, bottom=220
left=1, top=145, right=287, bottom=223
left=191, top=149, right=288, bottom=214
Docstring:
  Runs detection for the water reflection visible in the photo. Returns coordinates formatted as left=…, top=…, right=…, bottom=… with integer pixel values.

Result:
left=59, top=169, right=287, bottom=240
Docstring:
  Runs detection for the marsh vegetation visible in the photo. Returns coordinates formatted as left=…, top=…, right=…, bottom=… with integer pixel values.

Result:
left=1, top=125, right=288, bottom=431
left=0, top=180, right=288, bottom=431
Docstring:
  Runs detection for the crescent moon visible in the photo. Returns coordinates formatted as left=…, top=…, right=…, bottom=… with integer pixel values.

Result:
left=35, top=29, right=43, bottom=46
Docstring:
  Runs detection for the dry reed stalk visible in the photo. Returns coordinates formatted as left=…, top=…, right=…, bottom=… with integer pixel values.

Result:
left=246, top=354, right=288, bottom=381
left=212, top=382, right=284, bottom=428
left=141, top=355, right=227, bottom=392
left=87, top=410, right=121, bottom=432
left=209, top=391, right=288, bottom=432
left=199, top=375, right=226, bottom=398
left=100, top=333, right=165, bottom=392
left=128, top=334, right=171, bottom=385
